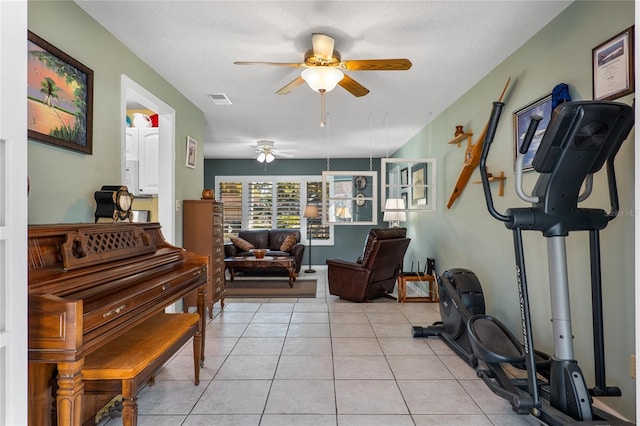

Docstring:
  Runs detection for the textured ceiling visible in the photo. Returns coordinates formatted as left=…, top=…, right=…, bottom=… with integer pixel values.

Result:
left=75, top=0, right=572, bottom=160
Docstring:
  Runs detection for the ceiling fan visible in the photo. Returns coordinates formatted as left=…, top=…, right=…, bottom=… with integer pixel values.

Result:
left=253, top=140, right=294, bottom=163
left=235, top=33, right=412, bottom=126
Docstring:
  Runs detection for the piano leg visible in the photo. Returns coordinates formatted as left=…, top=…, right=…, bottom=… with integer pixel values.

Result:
left=197, top=285, right=206, bottom=367
left=56, top=359, right=84, bottom=426
left=121, top=380, right=138, bottom=426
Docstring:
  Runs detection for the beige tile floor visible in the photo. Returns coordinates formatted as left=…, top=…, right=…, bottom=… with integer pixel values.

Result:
left=99, top=266, right=538, bottom=426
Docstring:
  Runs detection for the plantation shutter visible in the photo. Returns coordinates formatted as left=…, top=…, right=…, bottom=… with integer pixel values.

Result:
left=276, top=181, right=300, bottom=229
left=306, top=181, right=329, bottom=240
left=248, top=181, right=273, bottom=229
left=218, top=181, right=242, bottom=240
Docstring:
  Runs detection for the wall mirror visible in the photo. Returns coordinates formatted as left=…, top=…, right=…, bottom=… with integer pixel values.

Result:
left=381, top=158, right=436, bottom=212
left=321, top=171, right=378, bottom=225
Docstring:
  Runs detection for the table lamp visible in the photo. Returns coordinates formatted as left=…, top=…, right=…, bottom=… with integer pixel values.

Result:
left=383, top=198, right=407, bottom=227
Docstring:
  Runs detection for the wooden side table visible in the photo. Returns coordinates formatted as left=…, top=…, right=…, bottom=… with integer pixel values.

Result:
left=396, top=273, right=438, bottom=302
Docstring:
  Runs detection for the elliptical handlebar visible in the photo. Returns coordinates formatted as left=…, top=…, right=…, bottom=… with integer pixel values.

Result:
left=479, top=102, right=510, bottom=222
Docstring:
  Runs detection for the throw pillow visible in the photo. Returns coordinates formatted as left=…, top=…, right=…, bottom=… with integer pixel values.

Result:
left=231, top=237, right=255, bottom=252
left=280, top=233, right=298, bottom=251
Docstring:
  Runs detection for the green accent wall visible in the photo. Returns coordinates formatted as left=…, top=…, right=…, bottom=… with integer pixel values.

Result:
left=27, top=0, right=205, bottom=245
left=394, top=1, right=635, bottom=419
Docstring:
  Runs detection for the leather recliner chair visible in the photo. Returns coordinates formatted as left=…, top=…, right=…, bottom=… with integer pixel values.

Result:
left=326, top=228, right=410, bottom=302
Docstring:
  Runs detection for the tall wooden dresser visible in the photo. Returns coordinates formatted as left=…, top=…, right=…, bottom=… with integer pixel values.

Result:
left=183, top=200, right=225, bottom=317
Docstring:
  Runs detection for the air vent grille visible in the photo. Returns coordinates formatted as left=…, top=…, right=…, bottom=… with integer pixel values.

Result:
left=207, top=93, right=232, bottom=105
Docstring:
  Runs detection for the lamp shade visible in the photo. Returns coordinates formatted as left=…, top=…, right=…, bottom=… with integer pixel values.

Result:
left=301, top=67, right=344, bottom=92
left=383, top=198, right=407, bottom=224
left=256, top=152, right=266, bottom=163
left=303, top=205, right=319, bottom=218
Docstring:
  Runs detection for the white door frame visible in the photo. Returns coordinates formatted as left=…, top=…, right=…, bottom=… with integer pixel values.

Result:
left=0, top=1, right=28, bottom=423
left=120, top=75, right=176, bottom=244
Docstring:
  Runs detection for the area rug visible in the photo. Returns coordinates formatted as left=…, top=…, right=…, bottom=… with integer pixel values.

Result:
left=225, top=278, right=317, bottom=298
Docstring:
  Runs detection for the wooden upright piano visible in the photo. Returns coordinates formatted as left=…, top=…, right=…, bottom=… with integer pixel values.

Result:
left=27, top=223, right=208, bottom=426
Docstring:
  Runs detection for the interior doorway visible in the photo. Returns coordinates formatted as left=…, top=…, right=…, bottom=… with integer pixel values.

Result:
left=120, top=75, right=176, bottom=243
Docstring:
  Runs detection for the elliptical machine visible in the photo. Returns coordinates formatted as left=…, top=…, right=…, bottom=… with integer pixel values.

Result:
left=414, top=99, right=634, bottom=425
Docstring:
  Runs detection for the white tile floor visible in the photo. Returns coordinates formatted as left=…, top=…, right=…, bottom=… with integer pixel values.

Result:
left=99, top=266, right=538, bottom=426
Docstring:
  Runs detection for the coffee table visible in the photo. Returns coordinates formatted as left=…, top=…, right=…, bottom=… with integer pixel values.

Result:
left=225, top=256, right=297, bottom=287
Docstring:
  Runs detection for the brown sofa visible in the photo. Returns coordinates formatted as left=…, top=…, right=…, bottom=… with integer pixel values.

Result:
left=326, top=227, right=410, bottom=302
left=224, top=229, right=305, bottom=274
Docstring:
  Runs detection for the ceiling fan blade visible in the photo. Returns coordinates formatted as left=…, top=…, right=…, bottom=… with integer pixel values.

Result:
left=234, top=61, right=305, bottom=67
left=275, top=151, right=295, bottom=158
left=341, top=58, right=412, bottom=71
left=338, top=74, right=369, bottom=97
left=311, top=33, right=335, bottom=60
left=276, top=76, right=306, bottom=95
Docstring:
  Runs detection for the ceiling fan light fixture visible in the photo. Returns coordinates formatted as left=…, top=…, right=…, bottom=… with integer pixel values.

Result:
left=301, top=67, right=344, bottom=93
left=256, top=152, right=266, bottom=163
left=265, top=153, right=275, bottom=163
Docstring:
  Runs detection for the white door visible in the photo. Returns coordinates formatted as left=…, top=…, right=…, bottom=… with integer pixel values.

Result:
left=138, top=128, right=159, bottom=195
left=0, top=1, right=28, bottom=424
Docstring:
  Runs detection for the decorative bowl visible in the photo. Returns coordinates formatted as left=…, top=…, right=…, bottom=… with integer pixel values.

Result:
left=201, top=189, right=214, bottom=199
left=251, top=249, right=268, bottom=259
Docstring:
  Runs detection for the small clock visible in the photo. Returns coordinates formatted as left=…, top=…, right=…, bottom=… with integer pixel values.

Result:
left=355, top=193, right=366, bottom=206
left=94, top=185, right=134, bottom=222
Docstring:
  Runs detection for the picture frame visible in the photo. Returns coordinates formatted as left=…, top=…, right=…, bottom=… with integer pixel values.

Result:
left=355, top=175, right=368, bottom=190
left=411, top=163, right=426, bottom=204
left=400, top=167, right=409, bottom=186
left=27, top=31, right=93, bottom=154
left=513, top=94, right=553, bottom=171
left=186, top=136, right=197, bottom=168
left=592, top=26, right=635, bottom=101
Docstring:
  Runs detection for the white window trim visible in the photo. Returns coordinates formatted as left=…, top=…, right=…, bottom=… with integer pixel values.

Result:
left=215, top=175, right=335, bottom=246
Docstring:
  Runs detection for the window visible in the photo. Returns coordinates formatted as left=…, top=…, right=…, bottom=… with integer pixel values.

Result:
left=322, top=171, right=378, bottom=225
left=216, top=176, right=334, bottom=246
left=381, top=158, right=437, bottom=212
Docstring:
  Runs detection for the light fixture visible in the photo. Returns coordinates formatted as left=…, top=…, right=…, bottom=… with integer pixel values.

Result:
left=256, top=140, right=275, bottom=163
left=335, top=205, right=352, bottom=221
left=301, top=67, right=344, bottom=127
left=383, top=198, right=407, bottom=228
left=301, top=67, right=344, bottom=92
left=303, top=205, right=319, bottom=273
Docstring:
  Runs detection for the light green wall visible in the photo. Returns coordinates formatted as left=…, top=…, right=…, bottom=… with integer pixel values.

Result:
left=395, top=1, right=635, bottom=418
left=27, top=0, right=205, bottom=245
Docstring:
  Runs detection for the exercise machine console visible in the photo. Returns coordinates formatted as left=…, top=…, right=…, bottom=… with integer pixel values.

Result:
left=414, top=100, right=634, bottom=425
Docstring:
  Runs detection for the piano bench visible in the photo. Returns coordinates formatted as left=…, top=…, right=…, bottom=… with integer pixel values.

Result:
left=83, top=312, right=201, bottom=426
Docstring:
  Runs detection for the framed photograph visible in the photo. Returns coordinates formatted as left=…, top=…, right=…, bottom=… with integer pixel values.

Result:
left=592, top=26, right=634, bottom=101
left=186, top=136, right=197, bottom=168
left=27, top=31, right=93, bottom=154
left=513, top=94, right=552, bottom=171
left=400, top=167, right=409, bottom=185
left=411, top=163, right=426, bottom=204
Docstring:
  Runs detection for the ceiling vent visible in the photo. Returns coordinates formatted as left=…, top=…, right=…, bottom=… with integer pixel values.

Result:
left=207, top=93, right=232, bottom=105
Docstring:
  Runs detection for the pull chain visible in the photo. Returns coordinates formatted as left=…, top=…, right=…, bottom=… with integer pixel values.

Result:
left=369, top=113, right=373, bottom=171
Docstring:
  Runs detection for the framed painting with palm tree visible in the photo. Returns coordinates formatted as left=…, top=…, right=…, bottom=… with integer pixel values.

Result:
left=27, top=31, right=93, bottom=154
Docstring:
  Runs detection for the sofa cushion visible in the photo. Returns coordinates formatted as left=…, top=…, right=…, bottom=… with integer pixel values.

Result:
left=231, top=237, right=255, bottom=252
left=280, top=233, right=298, bottom=251
left=238, top=230, right=269, bottom=249
left=268, top=229, right=300, bottom=251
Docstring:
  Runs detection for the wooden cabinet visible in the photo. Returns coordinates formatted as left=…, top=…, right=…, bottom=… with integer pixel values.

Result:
left=182, top=200, right=225, bottom=317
